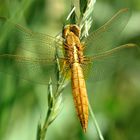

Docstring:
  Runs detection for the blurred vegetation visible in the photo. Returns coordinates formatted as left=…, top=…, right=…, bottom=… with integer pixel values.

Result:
left=0, top=0, right=140, bottom=140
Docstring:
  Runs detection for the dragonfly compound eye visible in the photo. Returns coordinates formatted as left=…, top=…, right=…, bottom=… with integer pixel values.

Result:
left=62, top=25, right=70, bottom=38
left=62, top=25, right=81, bottom=38
left=70, top=25, right=81, bottom=37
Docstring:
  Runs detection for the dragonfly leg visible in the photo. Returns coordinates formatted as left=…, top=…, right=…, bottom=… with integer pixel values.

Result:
left=63, top=43, right=72, bottom=50
left=80, top=57, right=92, bottom=65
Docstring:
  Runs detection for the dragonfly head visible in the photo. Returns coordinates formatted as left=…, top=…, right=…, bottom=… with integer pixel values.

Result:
left=62, top=24, right=81, bottom=38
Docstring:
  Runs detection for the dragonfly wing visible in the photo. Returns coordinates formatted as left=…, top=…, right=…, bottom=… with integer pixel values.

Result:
left=0, top=17, right=64, bottom=60
left=0, top=54, right=59, bottom=85
left=83, top=9, right=131, bottom=56
left=83, top=44, right=138, bottom=82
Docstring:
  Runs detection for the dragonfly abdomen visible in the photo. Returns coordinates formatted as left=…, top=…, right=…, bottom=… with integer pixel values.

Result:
left=71, top=62, right=88, bottom=132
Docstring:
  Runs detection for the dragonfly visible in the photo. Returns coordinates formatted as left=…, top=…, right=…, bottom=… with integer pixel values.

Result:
left=0, top=8, right=137, bottom=132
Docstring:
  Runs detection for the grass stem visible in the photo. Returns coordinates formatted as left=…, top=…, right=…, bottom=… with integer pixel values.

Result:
left=88, top=102, right=104, bottom=140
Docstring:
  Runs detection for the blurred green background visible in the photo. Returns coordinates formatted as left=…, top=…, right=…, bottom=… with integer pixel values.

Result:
left=0, top=0, right=140, bottom=140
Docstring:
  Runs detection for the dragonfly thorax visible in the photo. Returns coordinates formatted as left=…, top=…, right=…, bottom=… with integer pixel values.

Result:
left=63, top=25, right=84, bottom=65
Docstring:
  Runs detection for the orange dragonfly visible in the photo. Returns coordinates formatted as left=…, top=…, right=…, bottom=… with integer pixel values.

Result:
left=0, top=9, right=137, bottom=132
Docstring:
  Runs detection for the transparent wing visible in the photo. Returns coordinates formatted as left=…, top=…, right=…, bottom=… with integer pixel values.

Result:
left=83, top=9, right=131, bottom=56
left=82, top=44, right=138, bottom=82
left=0, top=17, right=64, bottom=60
left=0, top=54, right=59, bottom=84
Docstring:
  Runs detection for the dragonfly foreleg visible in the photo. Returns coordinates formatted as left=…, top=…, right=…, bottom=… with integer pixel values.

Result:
left=63, top=43, right=73, bottom=50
